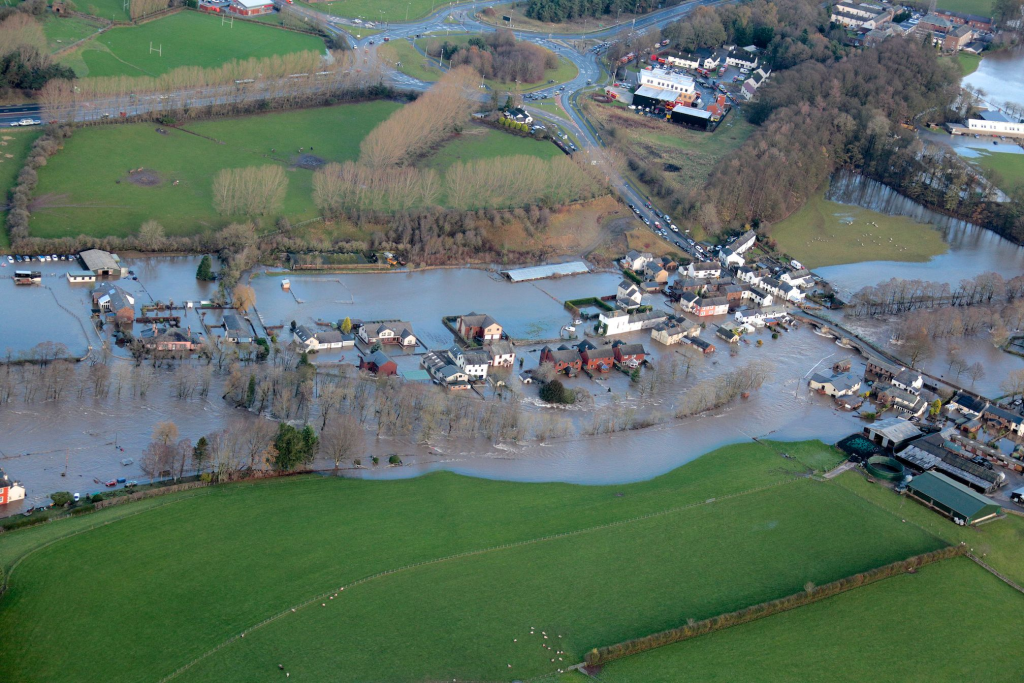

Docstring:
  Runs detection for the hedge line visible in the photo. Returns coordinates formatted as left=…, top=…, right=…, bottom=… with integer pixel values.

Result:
left=584, top=544, right=966, bottom=667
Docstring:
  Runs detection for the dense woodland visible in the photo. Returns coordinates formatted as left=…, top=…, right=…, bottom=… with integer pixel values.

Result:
left=426, top=31, right=558, bottom=84
left=523, top=0, right=682, bottom=23
left=0, top=12, right=74, bottom=96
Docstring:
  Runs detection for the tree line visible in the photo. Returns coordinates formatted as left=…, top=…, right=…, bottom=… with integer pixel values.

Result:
left=0, top=13, right=75, bottom=96
left=523, top=0, right=679, bottom=24
left=427, top=30, right=558, bottom=84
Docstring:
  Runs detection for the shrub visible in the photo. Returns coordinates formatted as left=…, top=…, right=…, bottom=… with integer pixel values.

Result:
left=50, top=491, right=72, bottom=506
left=388, top=454, right=401, bottom=465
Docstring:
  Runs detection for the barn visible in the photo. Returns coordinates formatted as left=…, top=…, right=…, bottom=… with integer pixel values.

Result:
left=906, top=471, right=1002, bottom=525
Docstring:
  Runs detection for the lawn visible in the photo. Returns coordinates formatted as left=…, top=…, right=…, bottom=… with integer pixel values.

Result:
left=379, top=38, right=445, bottom=82
left=935, top=0, right=993, bottom=16
left=75, top=0, right=130, bottom=21
left=769, top=189, right=949, bottom=269
left=958, top=52, right=982, bottom=76
left=0, top=440, right=947, bottom=683
left=413, top=34, right=578, bottom=91
left=29, top=101, right=568, bottom=239
left=970, top=149, right=1024, bottom=196
left=296, top=0, right=469, bottom=21
left=42, top=15, right=106, bottom=53
left=590, top=558, right=1024, bottom=683
left=0, top=130, right=42, bottom=250
left=60, top=11, right=325, bottom=78
left=422, top=124, right=562, bottom=173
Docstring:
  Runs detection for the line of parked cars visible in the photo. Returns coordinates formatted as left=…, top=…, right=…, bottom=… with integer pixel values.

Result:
left=9, top=118, right=41, bottom=127
left=6, top=254, right=75, bottom=263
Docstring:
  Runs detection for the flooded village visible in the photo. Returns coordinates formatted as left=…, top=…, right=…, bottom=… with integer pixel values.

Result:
left=2, top=185, right=1024, bottom=517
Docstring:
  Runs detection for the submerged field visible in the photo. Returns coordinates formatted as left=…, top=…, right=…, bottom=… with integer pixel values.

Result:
left=28, top=103, right=560, bottom=239
left=0, top=440, right=952, bottom=683
left=59, top=11, right=325, bottom=78
left=769, top=190, right=949, bottom=268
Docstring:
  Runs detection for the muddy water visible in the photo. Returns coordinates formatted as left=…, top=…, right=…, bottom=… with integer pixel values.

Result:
left=964, top=47, right=1024, bottom=110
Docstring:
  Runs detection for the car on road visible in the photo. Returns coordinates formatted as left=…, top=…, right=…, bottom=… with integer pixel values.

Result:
left=670, top=225, right=679, bottom=232
left=642, top=218, right=650, bottom=225
left=11, top=118, right=40, bottom=127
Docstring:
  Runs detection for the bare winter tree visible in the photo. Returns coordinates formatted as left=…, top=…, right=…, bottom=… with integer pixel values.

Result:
left=321, top=413, right=365, bottom=470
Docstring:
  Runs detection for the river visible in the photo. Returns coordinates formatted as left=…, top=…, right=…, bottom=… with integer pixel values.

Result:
left=964, top=46, right=1024, bottom=110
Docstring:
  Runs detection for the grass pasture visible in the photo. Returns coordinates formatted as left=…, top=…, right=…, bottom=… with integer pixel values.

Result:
left=958, top=52, right=982, bottom=76
left=43, top=15, right=106, bottom=53
left=0, top=130, right=42, bottom=250
left=970, top=149, right=1024, bottom=196
left=590, top=558, right=1024, bottom=683
left=769, top=189, right=949, bottom=268
left=0, top=440, right=950, bottom=683
left=76, top=0, right=130, bottom=21
left=60, top=11, right=325, bottom=78
left=28, top=101, right=561, bottom=239
left=935, top=0, right=994, bottom=16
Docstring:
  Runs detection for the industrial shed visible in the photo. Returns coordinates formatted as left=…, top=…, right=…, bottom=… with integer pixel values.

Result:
left=670, top=104, right=714, bottom=131
left=906, top=471, right=1002, bottom=525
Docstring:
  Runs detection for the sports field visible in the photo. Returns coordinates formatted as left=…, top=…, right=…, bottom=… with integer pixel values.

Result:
left=28, top=101, right=560, bottom=239
left=59, top=11, right=325, bottom=78
left=0, top=441, right=949, bottom=682
left=769, top=189, right=949, bottom=268
left=935, top=0, right=993, bottom=16
left=585, top=558, right=1024, bottom=683
left=75, top=0, right=130, bottom=21
left=42, top=15, right=105, bottom=53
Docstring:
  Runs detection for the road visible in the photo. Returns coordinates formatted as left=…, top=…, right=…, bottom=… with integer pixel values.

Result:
left=0, top=0, right=727, bottom=258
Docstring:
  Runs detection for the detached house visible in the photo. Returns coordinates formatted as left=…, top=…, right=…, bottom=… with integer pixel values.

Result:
left=613, top=342, right=646, bottom=366
left=809, top=372, right=862, bottom=397
left=484, top=340, right=516, bottom=367
left=616, top=280, right=643, bottom=310
left=981, top=405, right=1024, bottom=436
left=294, top=325, right=354, bottom=351
left=540, top=345, right=582, bottom=373
left=687, top=261, right=721, bottom=279
left=892, top=368, right=924, bottom=395
left=449, top=346, right=490, bottom=379
left=359, top=321, right=417, bottom=347
left=222, top=313, right=253, bottom=344
left=651, top=317, right=701, bottom=345
left=140, top=326, right=202, bottom=353
left=93, top=285, right=135, bottom=326
left=456, top=313, right=503, bottom=342
left=877, top=386, right=927, bottom=418
left=359, top=350, right=398, bottom=376
left=621, top=250, right=653, bottom=272
left=504, top=107, right=533, bottom=124
left=780, top=269, right=812, bottom=288
left=725, top=47, right=758, bottom=70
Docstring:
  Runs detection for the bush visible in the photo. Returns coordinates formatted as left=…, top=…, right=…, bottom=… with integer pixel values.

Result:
left=90, top=493, right=105, bottom=504
left=50, top=491, right=72, bottom=506
left=388, top=454, right=401, bottom=465
left=540, top=379, right=575, bottom=404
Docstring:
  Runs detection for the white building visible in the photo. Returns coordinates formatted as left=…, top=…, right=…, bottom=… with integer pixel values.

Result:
left=967, top=110, right=1024, bottom=138
left=734, top=304, right=787, bottom=326
left=830, top=2, right=892, bottom=29
left=620, top=250, right=653, bottom=271
left=725, top=47, right=758, bottom=70
left=294, top=325, right=353, bottom=351
left=449, top=346, right=490, bottom=379
left=687, top=261, right=721, bottom=279
left=484, top=340, right=516, bottom=367
left=780, top=269, right=812, bottom=287
left=598, top=309, right=669, bottom=336
left=616, top=280, right=643, bottom=309
left=759, top=277, right=804, bottom=302
left=638, top=67, right=696, bottom=96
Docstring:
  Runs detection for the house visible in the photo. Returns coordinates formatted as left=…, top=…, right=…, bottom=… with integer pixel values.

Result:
left=830, top=1, right=893, bottom=29
left=94, top=285, right=135, bottom=326
left=948, top=392, right=988, bottom=418
left=504, top=107, right=533, bottom=124
left=736, top=266, right=765, bottom=285
left=892, top=368, right=924, bottom=395
left=687, top=261, right=721, bottom=279
left=719, top=246, right=745, bottom=267
left=663, top=47, right=713, bottom=69
left=721, top=284, right=746, bottom=307
left=981, top=405, right=1024, bottom=436
left=359, top=321, right=417, bottom=347
left=866, top=356, right=902, bottom=383
left=734, top=304, right=787, bottom=326
left=294, top=325, right=353, bottom=351
left=449, top=345, right=490, bottom=379
left=484, top=340, right=516, bottom=367
left=651, top=319, right=699, bottom=345
left=616, top=280, right=644, bottom=310
left=359, top=350, right=398, bottom=376
left=0, top=467, right=26, bottom=506
left=644, top=261, right=670, bottom=284
left=140, top=325, right=202, bottom=353
left=864, top=417, right=922, bottom=450
left=228, top=0, right=274, bottom=15
left=79, top=249, right=125, bottom=277
left=598, top=309, right=669, bottom=336
left=222, top=313, right=253, bottom=344
left=539, top=345, right=582, bottom=373
left=620, top=250, right=653, bottom=271
left=877, top=385, right=928, bottom=418
left=943, top=23, right=973, bottom=51
left=422, top=350, right=469, bottom=386
left=725, top=47, right=758, bottom=69
left=933, top=8, right=994, bottom=30
left=67, top=270, right=96, bottom=284
left=809, top=372, right=862, bottom=397
left=780, top=269, right=811, bottom=287
left=580, top=346, right=616, bottom=372
left=759, top=277, right=804, bottom=302
left=613, top=342, right=646, bottom=365
left=681, top=335, right=715, bottom=354
left=906, top=471, right=1001, bottom=525
left=715, top=324, right=741, bottom=343
left=678, top=294, right=729, bottom=317
left=456, top=313, right=503, bottom=341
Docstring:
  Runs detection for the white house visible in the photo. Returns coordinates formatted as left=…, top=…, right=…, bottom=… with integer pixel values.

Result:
left=358, top=321, right=417, bottom=347
left=745, top=287, right=775, bottom=306
left=719, top=246, right=745, bottom=267
left=736, top=266, right=765, bottom=285
left=620, top=250, right=653, bottom=272
left=638, top=67, right=696, bottom=96
left=725, top=47, right=758, bottom=70
left=449, top=346, right=490, bottom=379
left=504, top=107, right=533, bottom=125
left=809, top=372, right=862, bottom=397
left=780, top=268, right=812, bottom=287
left=892, top=368, right=924, bottom=395
left=687, top=261, right=721, bottom=279
left=830, top=2, right=892, bottom=29
left=734, top=304, right=787, bottom=326
left=599, top=309, right=669, bottom=336
left=294, top=325, right=353, bottom=351
left=616, top=280, right=643, bottom=309
left=484, top=340, right=516, bottom=367
left=732, top=229, right=756, bottom=254
left=759, top=277, right=804, bottom=302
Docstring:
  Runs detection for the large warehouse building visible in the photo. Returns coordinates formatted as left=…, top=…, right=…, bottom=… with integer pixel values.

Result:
left=906, top=471, right=1002, bottom=525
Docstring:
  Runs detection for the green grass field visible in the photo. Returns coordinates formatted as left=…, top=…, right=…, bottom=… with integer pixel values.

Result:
left=43, top=15, right=106, bottom=53
left=958, top=52, right=982, bottom=76
left=381, top=38, right=445, bottom=82
left=413, top=34, right=578, bottom=91
left=296, top=0, right=469, bottom=22
left=770, top=189, right=949, bottom=268
left=0, top=440, right=951, bottom=683
left=60, top=11, right=325, bottom=78
left=424, top=124, right=562, bottom=172
left=29, top=100, right=565, bottom=239
left=588, top=558, right=1024, bottom=683
left=970, top=150, right=1024, bottom=196
left=75, top=0, right=130, bottom=21
left=936, top=0, right=993, bottom=16
left=0, top=130, right=42, bottom=250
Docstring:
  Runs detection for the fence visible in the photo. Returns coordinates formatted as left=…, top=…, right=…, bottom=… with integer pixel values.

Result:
left=584, top=544, right=967, bottom=667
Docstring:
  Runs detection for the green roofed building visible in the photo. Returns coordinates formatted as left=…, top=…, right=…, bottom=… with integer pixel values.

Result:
left=907, top=471, right=1002, bottom=525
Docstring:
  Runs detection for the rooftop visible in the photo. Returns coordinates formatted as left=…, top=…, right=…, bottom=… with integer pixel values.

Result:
left=501, top=261, right=590, bottom=282
left=907, top=471, right=1000, bottom=519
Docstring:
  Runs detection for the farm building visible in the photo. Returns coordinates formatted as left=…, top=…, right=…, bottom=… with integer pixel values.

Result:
left=66, top=271, right=96, bottom=284
left=222, top=313, right=253, bottom=344
left=78, top=249, right=125, bottom=277
left=229, top=0, right=273, bottom=14
left=906, top=471, right=1001, bottom=525
left=864, top=417, right=921, bottom=450
left=670, top=105, right=715, bottom=131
